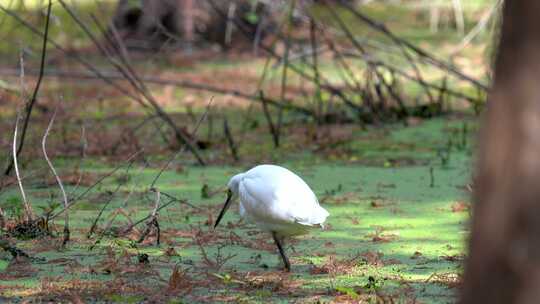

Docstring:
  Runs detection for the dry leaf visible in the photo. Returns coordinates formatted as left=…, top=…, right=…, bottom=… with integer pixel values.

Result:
left=451, top=201, right=470, bottom=212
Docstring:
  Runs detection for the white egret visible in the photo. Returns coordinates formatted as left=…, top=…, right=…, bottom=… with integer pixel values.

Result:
left=214, top=164, right=329, bottom=271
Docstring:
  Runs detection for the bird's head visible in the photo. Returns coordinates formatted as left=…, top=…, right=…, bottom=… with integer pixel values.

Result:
left=214, top=173, right=243, bottom=229
left=227, top=174, right=243, bottom=195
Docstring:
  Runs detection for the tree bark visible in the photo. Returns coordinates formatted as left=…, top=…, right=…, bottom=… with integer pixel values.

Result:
left=461, top=2, right=540, bottom=304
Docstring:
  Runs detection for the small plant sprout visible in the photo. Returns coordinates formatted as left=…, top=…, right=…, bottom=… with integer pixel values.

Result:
left=214, top=164, right=329, bottom=271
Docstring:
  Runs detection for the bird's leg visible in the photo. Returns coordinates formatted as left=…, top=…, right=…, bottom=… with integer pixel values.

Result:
left=272, top=232, right=290, bottom=272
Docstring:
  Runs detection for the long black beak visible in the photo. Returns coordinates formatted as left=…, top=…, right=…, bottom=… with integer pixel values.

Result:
left=214, top=189, right=233, bottom=228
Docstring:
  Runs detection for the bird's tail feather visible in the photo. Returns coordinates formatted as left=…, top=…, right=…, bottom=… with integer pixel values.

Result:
left=296, top=205, right=329, bottom=226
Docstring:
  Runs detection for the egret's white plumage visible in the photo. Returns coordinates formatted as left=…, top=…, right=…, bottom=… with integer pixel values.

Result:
left=230, top=165, right=328, bottom=235
left=214, top=164, right=329, bottom=271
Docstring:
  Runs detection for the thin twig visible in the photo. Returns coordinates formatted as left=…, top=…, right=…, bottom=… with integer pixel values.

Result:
left=137, top=188, right=161, bottom=245
left=12, top=112, right=32, bottom=221
left=122, top=196, right=185, bottom=234
left=59, top=0, right=204, bottom=165
left=151, top=97, right=214, bottom=188
left=451, top=0, right=502, bottom=55
left=160, top=191, right=201, bottom=210
left=4, top=0, right=52, bottom=176
left=275, top=0, right=296, bottom=148
left=309, top=18, right=324, bottom=122
left=324, top=4, right=394, bottom=120
left=206, top=0, right=357, bottom=114
left=223, top=117, right=239, bottom=162
left=110, top=115, right=158, bottom=154
left=90, top=179, right=142, bottom=246
left=259, top=90, right=278, bottom=145
left=337, top=1, right=488, bottom=91
left=87, top=159, right=137, bottom=239
left=4, top=2, right=205, bottom=165
left=41, top=107, right=70, bottom=246
left=87, top=192, right=114, bottom=239
left=341, top=53, right=480, bottom=104
left=0, top=4, right=153, bottom=111
left=49, top=150, right=143, bottom=221
left=0, top=68, right=314, bottom=116
left=318, top=24, right=374, bottom=116
left=0, top=208, right=5, bottom=230
left=83, top=7, right=205, bottom=165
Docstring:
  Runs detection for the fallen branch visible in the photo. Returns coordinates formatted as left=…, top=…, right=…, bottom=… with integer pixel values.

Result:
left=0, top=239, right=30, bottom=259
left=0, top=68, right=314, bottom=116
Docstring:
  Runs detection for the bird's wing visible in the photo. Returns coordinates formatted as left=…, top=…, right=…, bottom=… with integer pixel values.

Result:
left=288, top=194, right=329, bottom=226
left=241, top=166, right=329, bottom=226
left=238, top=200, right=246, bottom=218
left=275, top=176, right=329, bottom=226
left=240, top=176, right=292, bottom=223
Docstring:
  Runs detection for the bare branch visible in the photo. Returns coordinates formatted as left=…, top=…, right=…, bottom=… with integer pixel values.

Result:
left=87, top=159, right=138, bottom=239
left=121, top=194, right=190, bottom=235
left=337, top=1, right=488, bottom=91
left=55, top=1, right=205, bottom=165
left=151, top=97, right=214, bottom=188
left=0, top=68, right=315, bottom=116
left=41, top=107, right=70, bottom=246
left=275, top=1, right=296, bottom=148
left=2, top=2, right=206, bottom=165
left=452, top=0, right=503, bottom=55
left=137, top=188, right=161, bottom=245
left=12, top=112, right=32, bottom=222
left=49, top=150, right=143, bottom=221
left=4, top=0, right=52, bottom=176
left=259, top=90, right=279, bottom=146
left=223, top=117, right=239, bottom=162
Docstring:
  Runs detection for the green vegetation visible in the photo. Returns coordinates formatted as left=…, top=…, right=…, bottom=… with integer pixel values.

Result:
left=0, top=0, right=495, bottom=302
left=0, top=117, right=473, bottom=302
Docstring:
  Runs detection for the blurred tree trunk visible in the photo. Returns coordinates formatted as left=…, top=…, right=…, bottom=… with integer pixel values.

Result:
left=111, top=0, right=273, bottom=50
left=461, top=2, right=540, bottom=304
left=112, top=0, right=182, bottom=47
left=181, top=0, right=194, bottom=46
